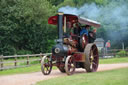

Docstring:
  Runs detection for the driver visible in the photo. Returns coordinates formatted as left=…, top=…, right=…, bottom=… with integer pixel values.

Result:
left=80, top=25, right=91, bottom=36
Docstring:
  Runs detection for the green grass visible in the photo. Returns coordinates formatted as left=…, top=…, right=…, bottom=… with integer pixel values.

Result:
left=0, top=57, right=128, bottom=76
left=0, top=64, right=56, bottom=76
left=0, top=64, right=41, bottom=76
left=36, top=67, right=128, bottom=85
left=0, top=64, right=57, bottom=76
left=99, top=57, right=128, bottom=64
left=3, top=57, right=40, bottom=66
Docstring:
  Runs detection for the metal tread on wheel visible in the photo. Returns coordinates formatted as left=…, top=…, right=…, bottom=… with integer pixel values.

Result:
left=84, top=43, right=99, bottom=72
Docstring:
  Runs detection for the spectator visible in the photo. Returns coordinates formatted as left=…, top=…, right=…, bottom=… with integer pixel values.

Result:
left=105, top=40, right=111, bottom=54
left=105, top=40, right=111, bottom=50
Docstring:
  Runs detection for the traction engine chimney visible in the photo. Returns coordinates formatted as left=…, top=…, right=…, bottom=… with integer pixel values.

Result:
left=58, top=12, right=63, bottom=41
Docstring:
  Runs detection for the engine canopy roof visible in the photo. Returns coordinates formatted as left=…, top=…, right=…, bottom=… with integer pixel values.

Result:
left=48, top=14, right=101, bottom=28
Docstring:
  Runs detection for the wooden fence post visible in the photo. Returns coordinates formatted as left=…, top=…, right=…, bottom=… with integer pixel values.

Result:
left=14, top=55, right=17, bottom=67
left=27, top=55, right=29, bottom=65
left=40, top=53, right=43, bottom=63
left=0, top=55, right=4, bottom=70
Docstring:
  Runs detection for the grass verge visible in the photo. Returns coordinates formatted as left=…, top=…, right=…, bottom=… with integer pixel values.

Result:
left=36, top=67, right=128, bottom=85
left=0, top=64, right=56, bottom=76
left=99, top=57, right=128, bottom=64
left=0, top=64, right=41, bottom=76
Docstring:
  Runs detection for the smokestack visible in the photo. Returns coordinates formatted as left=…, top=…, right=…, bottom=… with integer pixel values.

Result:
left=58, top=12, right=64, bottom=40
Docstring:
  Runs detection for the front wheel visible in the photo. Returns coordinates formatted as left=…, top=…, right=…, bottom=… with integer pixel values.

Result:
left=41, top=56, right=52, bottom=75
left=65, top=56, right=75, bottom=75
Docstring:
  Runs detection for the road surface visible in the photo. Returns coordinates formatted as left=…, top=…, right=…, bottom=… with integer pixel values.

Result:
left=0, top=63, right=128, bottom=85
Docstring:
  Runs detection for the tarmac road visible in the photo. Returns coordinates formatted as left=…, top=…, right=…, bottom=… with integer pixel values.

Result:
left=0, top=63, right=128, bottom=85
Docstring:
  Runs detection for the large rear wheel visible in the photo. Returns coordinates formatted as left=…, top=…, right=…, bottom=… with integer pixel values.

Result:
left=41, top=56, right=52, bottom=75
left=65, top=56, right=75, bottom=75
left=84, top=44, right=99, bottom=72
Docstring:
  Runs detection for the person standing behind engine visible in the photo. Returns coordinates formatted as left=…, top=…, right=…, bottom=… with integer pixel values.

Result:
left=88, top=28, right=97, bottom=43
left=105, top=40, right=111, bottom=54
left=105, top=40, right=111, bottom=50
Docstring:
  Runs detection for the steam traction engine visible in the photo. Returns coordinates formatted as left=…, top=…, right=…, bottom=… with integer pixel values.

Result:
left=41, top=13, right=101, bottom=75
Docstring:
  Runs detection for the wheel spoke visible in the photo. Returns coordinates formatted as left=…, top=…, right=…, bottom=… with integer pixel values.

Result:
left=92, top=62, right=97, bottom=66
left=93, top=55, right=98, bottom=57
left=92, top=47, right=97, bottom=53
left=46, top=66, right=49, bottom=74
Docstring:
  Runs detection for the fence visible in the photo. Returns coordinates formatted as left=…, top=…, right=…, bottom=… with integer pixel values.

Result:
left=0, top=49, right=128, bottom=70
left=99, top=49, right=128, bottom=58
left=0, top=53, right=51, bottom=70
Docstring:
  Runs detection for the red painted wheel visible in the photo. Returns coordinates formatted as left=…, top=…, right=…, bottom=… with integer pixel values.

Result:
left=65, top=56, right=75, bottom=75
left=41, top=56, right=52, bottom=75
left=84, top=44, right=99, bottom=72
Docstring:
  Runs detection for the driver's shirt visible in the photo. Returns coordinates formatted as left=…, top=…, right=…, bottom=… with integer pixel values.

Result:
left=80, top=27, right=88, bottom=36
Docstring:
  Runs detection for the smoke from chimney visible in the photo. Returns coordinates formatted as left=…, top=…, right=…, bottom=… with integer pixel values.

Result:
left=58, top=1, right=128, bottom=48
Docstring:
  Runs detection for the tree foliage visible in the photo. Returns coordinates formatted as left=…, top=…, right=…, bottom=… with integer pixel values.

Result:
left=48, top=0, right=64, bottom=6
left=0, top=0, right=57, bottom=55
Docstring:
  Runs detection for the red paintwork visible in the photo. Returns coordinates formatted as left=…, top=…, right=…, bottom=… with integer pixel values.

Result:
left=74, top=53, right=83, bottom=61
left=48, top=16, right=58, bottom=25
left=82, top=34, right=88, bottom=49
left=48, top=14, right=78, bottom=27
left=48, top=14, right=101, bottom=28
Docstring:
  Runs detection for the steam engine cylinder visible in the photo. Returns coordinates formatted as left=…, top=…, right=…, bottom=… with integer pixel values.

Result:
left=52, top=44, right=69, bottom=57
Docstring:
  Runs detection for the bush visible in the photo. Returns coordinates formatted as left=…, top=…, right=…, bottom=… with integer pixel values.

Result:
left=116, top=50, right=127, bottom=57
left=0, top=45, right=16, bottom=56
left=16, top=50, right=32, bottom=55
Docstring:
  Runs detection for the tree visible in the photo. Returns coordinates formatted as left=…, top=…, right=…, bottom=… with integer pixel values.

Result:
left=0, top=0, right=57, bottom=55
left=48, top=0, right=64, bottom=6
left=58, top=0, right=76, bottom=8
